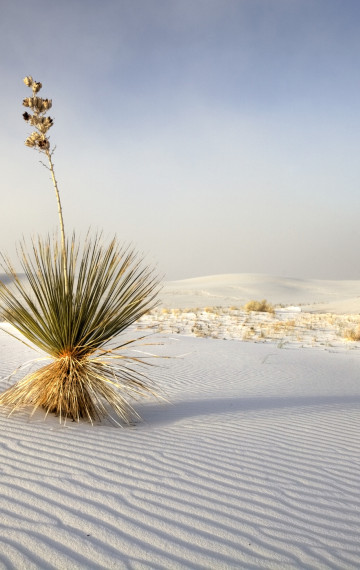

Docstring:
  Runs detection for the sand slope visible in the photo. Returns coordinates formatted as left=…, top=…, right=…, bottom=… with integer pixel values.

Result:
left=3, top=272, right=360, bottom=313
left=161, top=273, right=360, bottom=314
left=0, top=329, right=359, bottom=569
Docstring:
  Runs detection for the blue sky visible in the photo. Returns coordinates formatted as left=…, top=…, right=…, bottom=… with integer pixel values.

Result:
left=1, top=0, right=360, bottom=279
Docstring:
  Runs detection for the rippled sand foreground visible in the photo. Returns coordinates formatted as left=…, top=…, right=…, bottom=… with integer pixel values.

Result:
left=0, top=324, right=359, bottom=568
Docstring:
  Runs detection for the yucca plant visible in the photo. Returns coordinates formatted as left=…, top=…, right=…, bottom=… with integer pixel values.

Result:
left=0, top=77, right=160, bottom=424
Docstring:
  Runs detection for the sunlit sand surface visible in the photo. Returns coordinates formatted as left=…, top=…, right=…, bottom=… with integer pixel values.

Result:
left=0, top=274, right=359, bottom=568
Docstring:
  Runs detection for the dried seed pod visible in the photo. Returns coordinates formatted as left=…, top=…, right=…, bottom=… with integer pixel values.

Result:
left=23, top=112, right=31, bottom=121
left=37, top=116, right=53, bottom=133
left=43, top=99, right=52, bottom=110
left=43, top=116, right=54, bottom=130
left=32, top=81, right=42, bottom=93
left=33, top=97, right=46, bottom=113
left=22, top=97, right=31, bottom=107
left=31, top=97, right=45, bottom=112
left=25, top=137, right=35, bottom=147
left=29, top=131, right=41, bottom=141
left=23, top=76, right=33, bottom=87
left=30, top=116, right=44, bottom=129
left=37, top=138, right=50, bottom=150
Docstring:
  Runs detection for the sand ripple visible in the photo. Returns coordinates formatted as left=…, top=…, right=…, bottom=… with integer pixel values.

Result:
left=0, top=333, right=359, bottom=568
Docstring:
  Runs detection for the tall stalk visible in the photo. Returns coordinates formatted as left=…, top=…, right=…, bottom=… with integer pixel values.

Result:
left=45, top=150, right=68, bottom=294
left=22, top=76, right=69, bottom=294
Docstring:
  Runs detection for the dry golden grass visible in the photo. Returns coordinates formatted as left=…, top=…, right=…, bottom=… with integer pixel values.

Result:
left=343, top=327, right=360, bottom=341
left=271, top=319, right=296, bottom=332
left=0, top=356, right=157, bottom=423
left=244, top=299, right=275, bottom=314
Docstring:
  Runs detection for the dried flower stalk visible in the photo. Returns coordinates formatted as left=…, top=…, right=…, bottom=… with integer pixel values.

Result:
left=22, top=76, right=68, bottom=294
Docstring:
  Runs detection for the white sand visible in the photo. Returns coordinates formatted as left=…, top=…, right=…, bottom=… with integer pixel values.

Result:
left=161, top=273, right=360, bottom=314
left=0, top=274, right=360, bottom=569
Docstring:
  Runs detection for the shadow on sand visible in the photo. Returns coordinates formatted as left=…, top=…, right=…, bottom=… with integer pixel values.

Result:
left=137, top=393, right=360, bottom=427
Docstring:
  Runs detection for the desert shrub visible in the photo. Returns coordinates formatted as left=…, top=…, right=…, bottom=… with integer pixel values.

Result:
left=344, top=327, right=360, bottom=341
left=272, top=319, right=296, bottom=331
left=0, top=76, right=160, bottom=425
left=244, top=299, right=275, bottom=313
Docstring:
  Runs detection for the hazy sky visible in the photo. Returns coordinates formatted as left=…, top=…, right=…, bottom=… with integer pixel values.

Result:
left=1, top=0, right=360, bottom=280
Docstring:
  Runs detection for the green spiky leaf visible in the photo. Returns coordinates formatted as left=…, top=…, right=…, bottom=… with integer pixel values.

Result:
left=0, top=233, right=161, bottom=424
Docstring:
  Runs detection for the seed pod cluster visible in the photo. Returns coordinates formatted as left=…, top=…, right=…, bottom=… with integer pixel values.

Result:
left=22, top=77, right=53, bottom=151
left=23, top=96, right=52, bottom=114
left=28, top=115, right=54, bottom=133
left=25, top=131, right=50, bottom=150
left=32, top=81, right=42, bottom=93
left=23, top=76, right=33, bottom=87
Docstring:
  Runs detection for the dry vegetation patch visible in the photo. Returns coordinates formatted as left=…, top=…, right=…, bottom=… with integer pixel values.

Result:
left=244, top=299, right=275, bottom=313
left=139, top=306, right=360, bottom=347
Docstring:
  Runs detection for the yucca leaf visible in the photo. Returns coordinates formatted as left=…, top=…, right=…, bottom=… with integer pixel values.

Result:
left=0, top=233, right=161, bottom=424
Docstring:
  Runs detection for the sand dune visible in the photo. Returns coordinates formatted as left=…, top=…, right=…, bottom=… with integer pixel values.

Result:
left=3, top=272, right=360, bottom=313
left=161, top=273, right=360, bottom=314
left=0, top=274, right=360, bottom=568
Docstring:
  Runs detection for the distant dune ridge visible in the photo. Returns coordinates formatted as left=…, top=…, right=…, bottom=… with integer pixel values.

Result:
left=161, top=273, right=360, bottom=313
left=2, top=272, right=360, bottom=314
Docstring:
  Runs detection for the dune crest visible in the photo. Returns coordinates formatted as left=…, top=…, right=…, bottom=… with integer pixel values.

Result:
left=162, top=273, right=360, bottom=313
